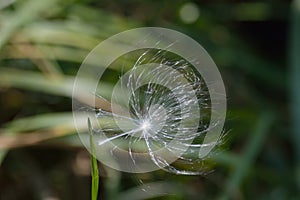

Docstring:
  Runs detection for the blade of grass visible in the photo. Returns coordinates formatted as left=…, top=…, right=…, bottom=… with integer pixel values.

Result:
left=21, top=23, right=101, bottom=50
left=0, top=67, right=114, bottom=110
left=290, top=0, right=300, bottom=190
left=11, top=36, right=63, bottom=78
left=0, top=67, right=74, bottom=96
left=88, top=118, right=99, bottom=200
left=219, top=111, right=275, bottom=200
left=0, top=0, right=16, bottom=10
left=0, top=0, right=57, bottom=49
left=4, top=112, right=75, bottom=133
left=0, top=112, right=84, bottom=165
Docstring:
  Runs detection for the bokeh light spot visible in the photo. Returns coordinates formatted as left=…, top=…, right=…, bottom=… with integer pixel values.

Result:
left=179, top=2, right=200, bottom=24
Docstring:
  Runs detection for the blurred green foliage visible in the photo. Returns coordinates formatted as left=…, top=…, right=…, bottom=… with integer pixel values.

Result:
left=0, top=0, right=299, bottom=199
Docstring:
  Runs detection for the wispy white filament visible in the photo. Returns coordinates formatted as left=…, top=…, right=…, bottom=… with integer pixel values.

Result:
left=94, top=49, right=216, bottom=175
left=72, top=27, right=227, bottom=174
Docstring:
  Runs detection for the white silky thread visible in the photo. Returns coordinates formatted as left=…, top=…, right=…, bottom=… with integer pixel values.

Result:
left=95, top=49, right=216, bottom=175
left=72, top=27, right=227, bottom=174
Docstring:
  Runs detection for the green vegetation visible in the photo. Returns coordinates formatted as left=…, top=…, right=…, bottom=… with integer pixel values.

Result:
left=0, top=0, right=298, bottom=199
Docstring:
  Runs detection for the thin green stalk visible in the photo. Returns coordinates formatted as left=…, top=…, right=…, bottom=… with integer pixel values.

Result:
left=220, top=112, right=275, bottom=200
left=88, top=118, right=99, bottom=200
left=290, top=0, right=300, bottom=191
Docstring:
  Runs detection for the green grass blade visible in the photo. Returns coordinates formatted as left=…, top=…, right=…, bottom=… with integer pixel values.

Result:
left=290, top=0, right=300, bottom=191
left=88, top=118, right=99, bottom=200
left=220, top=112, right=275, bottom=200
left=0, top=0, right=58, bottom=49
